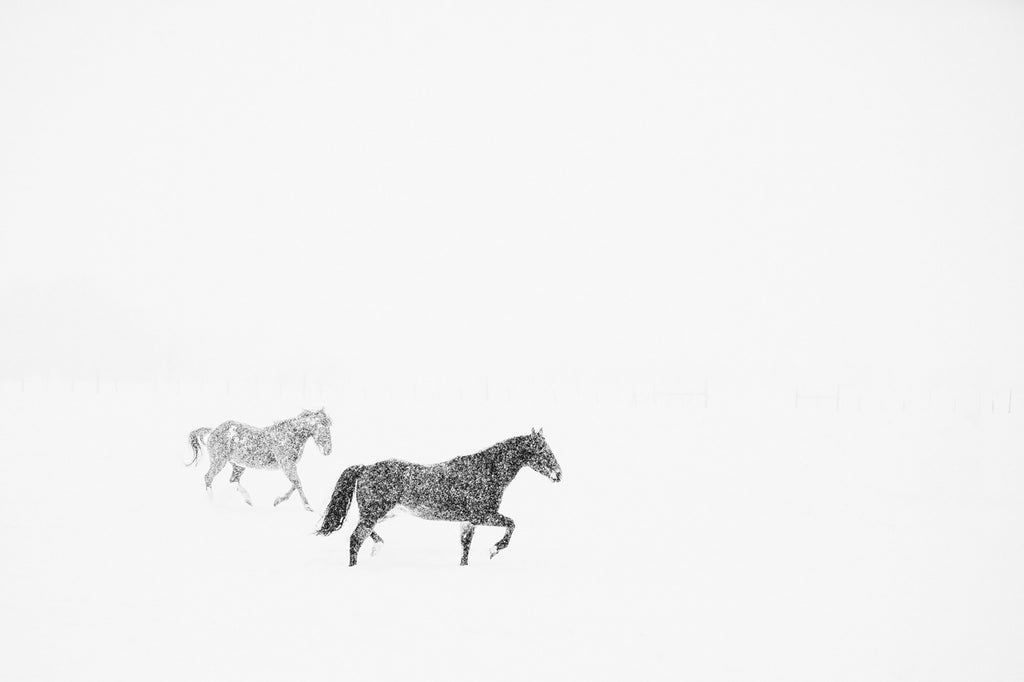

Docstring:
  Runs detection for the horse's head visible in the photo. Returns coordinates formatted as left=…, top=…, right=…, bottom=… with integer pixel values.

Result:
left=302, top=408, right=333, bottom=456
left=523, top=428, right=562, bottom=482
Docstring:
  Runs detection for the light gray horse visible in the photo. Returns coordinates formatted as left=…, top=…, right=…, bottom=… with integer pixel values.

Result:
left=188, top=409, right=333, bottom=511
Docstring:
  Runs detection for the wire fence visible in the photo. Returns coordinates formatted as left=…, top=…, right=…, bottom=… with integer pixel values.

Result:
left=0, top=374, right=1017, bottom=417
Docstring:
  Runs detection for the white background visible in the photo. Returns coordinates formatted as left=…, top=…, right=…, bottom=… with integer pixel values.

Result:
left=2, top=2, right=1023, bottom=680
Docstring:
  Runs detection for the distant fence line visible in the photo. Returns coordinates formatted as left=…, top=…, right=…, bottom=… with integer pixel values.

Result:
left=652, top=378, right=710, bottom=408
left=794, top=385, right=840, bottom=410
left=0, top=375, right=1016, bottom=414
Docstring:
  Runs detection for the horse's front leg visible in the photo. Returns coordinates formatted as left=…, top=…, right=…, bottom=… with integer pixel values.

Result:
left=350, top=519, right=378, bottom=566
left=273, top=484, right=295, bottom=507
left=280, top=461, right=312, bottom=511
left=477, top=513, right=515, bottom=559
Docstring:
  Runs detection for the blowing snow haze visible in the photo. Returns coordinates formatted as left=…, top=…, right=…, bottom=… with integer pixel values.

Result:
left=1, top=1, right=1022, bottom=397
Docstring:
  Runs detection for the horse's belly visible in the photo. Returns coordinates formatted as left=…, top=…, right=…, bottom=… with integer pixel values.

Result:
left=393, top=500, right=475, bottom=522
left=231, top=449, right=278, bottom=469
left=391, top=504, right=449, bottom=522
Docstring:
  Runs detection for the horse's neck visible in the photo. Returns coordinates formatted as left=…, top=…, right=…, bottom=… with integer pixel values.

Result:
left=274, top=419, right=311, bottom=442
left=487, top=443, right=528, bottom=485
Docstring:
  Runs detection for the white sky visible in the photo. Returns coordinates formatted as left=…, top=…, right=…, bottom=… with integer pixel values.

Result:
left=2, top=1, right=1022, bottom=391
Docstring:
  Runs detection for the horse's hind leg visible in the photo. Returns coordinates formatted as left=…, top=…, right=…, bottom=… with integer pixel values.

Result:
left=229, top=464, right=252, bottom=506
left=365, top=512, right=390, bottom=557
left=204, top=452, right=228, bottom=492
left=349, top=519, right=377, bottom=567
left=460, top=522, right=476, bottom=566
left=369, top=530, right=384, bottom=557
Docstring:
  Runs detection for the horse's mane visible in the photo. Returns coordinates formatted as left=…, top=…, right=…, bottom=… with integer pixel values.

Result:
left=270, top=412, right=315, bottom=432
left=447, top=434, right=530, bottom=467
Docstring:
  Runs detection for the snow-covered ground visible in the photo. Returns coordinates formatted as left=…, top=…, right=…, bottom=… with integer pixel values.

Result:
left=4, top=2, right=1024, bottom=679
left=2, top=383, right=1021, bottom=681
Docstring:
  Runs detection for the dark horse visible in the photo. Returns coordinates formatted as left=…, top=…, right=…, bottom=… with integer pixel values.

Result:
left=316, top=429, right=562, bottom=566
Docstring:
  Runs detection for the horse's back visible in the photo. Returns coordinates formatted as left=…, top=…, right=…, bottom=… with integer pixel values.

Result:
left=358, top=457, right=496, bottom=521
left=208, top=421, right=277, bottom=467
left=364, top=458, right=417, bottom=485
left=210, top=420, right=261, bottom=439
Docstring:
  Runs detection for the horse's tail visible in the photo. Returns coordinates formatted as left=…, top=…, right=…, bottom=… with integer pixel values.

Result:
left=187, top=427, right=211, bottom=467
left=316, top=465, right=365, bottom=536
